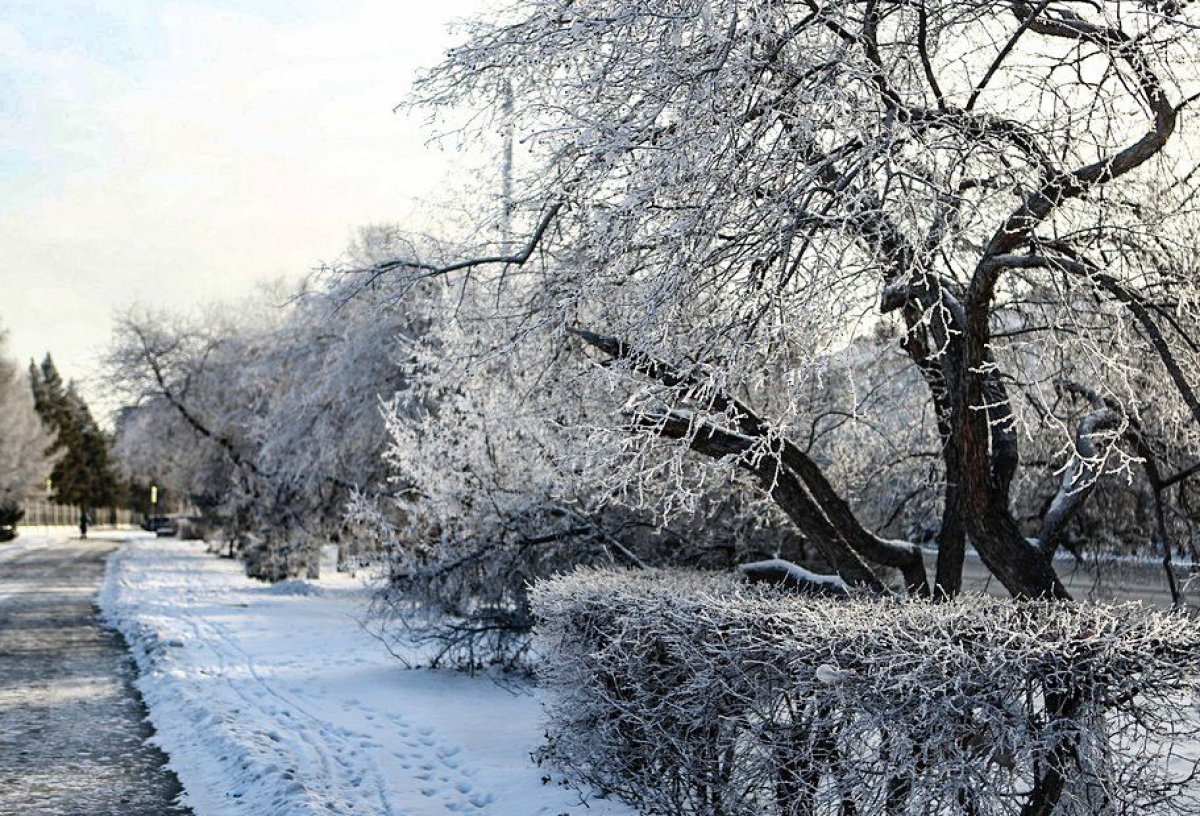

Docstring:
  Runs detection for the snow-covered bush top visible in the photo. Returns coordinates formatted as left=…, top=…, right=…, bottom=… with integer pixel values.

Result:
left=534, top=569, right=1200, bottom=815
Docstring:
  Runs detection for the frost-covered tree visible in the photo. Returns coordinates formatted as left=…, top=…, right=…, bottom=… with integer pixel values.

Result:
left=108, top=232, right=448, bottom=577
left=351, top=275, right=815, bottom=669
left=108, top=304, right=260, bottom=516
left=0, top=332, right=55, bottom=536
left=349, top=0, right=1200, bottom=600
left=243, top=230, right=447, bottom=569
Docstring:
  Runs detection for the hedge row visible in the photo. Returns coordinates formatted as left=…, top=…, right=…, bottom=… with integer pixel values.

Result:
left=533, top=569, right=1200, bottom=815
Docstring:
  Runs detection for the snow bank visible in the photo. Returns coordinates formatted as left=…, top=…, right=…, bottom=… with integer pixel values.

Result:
left=101, top=539, right=631, bottom=816
left=263, top=578, right=324, bottom=597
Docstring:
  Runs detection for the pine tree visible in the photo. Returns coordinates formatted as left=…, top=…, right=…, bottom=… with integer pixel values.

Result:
left=29, top=355, right=117, bottom=511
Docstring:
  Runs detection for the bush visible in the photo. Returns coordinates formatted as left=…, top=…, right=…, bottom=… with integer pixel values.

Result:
left=533, top=569, right=1200, bottom=815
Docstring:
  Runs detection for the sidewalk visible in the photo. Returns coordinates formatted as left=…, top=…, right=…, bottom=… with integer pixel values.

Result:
left=100, top=538, right=630, bottom=816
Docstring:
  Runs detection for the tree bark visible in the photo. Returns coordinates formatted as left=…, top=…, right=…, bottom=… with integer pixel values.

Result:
left=575, top=328, right=930, bottom=594
left=640, top=410, right=886, bottom=592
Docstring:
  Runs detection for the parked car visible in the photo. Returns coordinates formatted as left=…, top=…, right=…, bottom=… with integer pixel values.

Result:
left=0, top=503, right=21, bottom=542
left=142, top=516, right=179, bottom=537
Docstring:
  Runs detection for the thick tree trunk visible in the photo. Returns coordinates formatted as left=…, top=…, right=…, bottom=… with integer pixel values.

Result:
left=644, top=412, right=887, bottom=592
left=957, top=381, right=1069, bottom=599
left=934, top=459, right=967, bottom=600
left=577, top=329, right=929, bottom=595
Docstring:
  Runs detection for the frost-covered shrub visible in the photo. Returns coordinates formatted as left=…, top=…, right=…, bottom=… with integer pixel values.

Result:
left=534, top=569, right=1200, bottom=815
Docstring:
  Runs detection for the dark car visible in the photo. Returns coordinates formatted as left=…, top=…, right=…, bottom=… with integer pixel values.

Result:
left=142, top=516, right=179, bottom=537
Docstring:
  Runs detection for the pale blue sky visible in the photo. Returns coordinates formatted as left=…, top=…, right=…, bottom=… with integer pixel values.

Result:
left=1, top=0, right=490, bottom=416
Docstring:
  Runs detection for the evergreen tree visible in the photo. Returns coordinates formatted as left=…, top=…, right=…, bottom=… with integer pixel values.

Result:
left=29, top=355, right=117, bottom=510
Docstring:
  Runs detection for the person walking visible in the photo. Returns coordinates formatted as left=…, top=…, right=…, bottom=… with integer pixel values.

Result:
left=79, top=509, right=89, bottom=540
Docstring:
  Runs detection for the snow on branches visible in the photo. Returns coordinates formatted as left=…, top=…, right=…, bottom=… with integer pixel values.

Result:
left=108, top=229, right=444, bottom=578
left=535, top=569, right=1200, bottom=815
left=369, top=0, right=1200, bottom=598
left=0, top=328, right=54, bottom=530
left=353, top=295, right=811, bottom=671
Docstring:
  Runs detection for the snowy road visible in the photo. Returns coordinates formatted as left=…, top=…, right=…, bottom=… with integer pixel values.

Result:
left=0, top=535, right=190, bottom=816
left=944, top=550, right=1197, bottom=607
left=101, top=539, right=631, bottom=816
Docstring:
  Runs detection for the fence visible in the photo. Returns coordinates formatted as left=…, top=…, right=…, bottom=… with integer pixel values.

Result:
left=19, top=497, right=139, bottom=528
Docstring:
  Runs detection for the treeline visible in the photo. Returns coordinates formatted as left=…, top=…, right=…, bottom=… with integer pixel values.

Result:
left=106, top=238, right=425, bottom=578
left=0, top=335, right=54, bottom=536
left=104, top=228, right=1200, bottom=665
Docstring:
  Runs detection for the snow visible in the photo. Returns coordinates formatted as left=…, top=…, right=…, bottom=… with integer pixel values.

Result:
left=0, top=529, right=157, bottom=566
left=0, top=534, right=57, bottom=563
left=100, top=538, right=633, bottom=816
left=738, top=558, right=848, bottom=592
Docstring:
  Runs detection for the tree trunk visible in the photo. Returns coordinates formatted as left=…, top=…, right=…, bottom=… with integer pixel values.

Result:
left=934, top=462, right=967, bottom=600
left=957, top=379, right=1069, bottom=599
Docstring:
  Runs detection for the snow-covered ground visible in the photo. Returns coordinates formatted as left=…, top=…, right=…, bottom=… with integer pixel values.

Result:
left=100, top=538, right=632, bottom=816
left=0, top=532, right=52, bottom=564
left=0, top=528, right=153, bottom=564
left=0, top=532, right=61, bottom=563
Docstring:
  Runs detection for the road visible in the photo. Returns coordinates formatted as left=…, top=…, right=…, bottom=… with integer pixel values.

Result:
left=0, top=536, right=192, bottom=816
left=937, top=551, right=1197, bottom=608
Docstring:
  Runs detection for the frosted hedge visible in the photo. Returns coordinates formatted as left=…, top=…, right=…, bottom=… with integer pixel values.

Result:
left=533, top=570, right=1200, bottom=815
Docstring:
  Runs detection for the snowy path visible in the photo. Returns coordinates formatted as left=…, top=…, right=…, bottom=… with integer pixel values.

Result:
left=0, top=535, right=190, bottom=816
left=100, top=539, right=632, bottom=816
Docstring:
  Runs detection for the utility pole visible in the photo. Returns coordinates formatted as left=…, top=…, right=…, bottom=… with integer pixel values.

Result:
left=500, top=80, right=514, bottom=249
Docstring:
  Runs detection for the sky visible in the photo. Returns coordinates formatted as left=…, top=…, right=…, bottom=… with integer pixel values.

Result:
left=1, top=0, right=491, bottom=417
